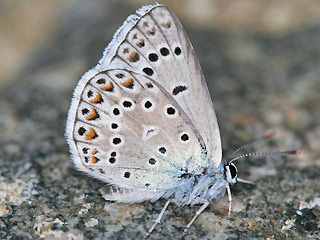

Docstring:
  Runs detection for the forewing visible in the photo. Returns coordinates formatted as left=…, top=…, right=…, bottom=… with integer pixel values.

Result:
left=99, top=4, right=222, bottom=168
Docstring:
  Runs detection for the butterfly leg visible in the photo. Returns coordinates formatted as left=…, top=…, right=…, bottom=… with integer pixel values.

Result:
left=143, top=199, right=171, bottom=239
left=237, top=177, right=255, bottom=185
left=183, top=200, right=210, bottom=234
left=226, top=183, right=232, bottom=217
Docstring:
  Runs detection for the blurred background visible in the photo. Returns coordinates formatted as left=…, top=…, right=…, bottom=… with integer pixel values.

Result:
left=1, top=0, right=320, bottom=85
left=0, top=0, right=319, bottom=239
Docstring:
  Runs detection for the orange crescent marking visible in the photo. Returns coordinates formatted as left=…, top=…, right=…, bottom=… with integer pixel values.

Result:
left=128, top=52, right=140, bottom=62
left=91, top=149, right=98, bottom=155
left=86, top=108, right=98, bottom=121
left=120, top=78, right=134, bottom=88
left=91, top=157, right=97, bottom=164
left=90, top=93, right=102, bottom=103
left=100, top=81, right=114, bottom=91
left=85, top=128, right=97, bottom=140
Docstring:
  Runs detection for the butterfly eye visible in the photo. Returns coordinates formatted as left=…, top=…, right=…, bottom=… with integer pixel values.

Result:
left=229, top=163, right=238, bottom=179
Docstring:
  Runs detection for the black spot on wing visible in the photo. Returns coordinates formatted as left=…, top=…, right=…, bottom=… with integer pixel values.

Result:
left=172, top=85, right=187, bottom=95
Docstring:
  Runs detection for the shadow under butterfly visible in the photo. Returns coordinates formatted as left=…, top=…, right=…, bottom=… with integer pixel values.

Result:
left=65, top=3, right=298, bottom=238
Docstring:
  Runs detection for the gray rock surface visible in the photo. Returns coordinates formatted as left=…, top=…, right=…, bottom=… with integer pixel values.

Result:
left=0, top=1, right=319, bottom=239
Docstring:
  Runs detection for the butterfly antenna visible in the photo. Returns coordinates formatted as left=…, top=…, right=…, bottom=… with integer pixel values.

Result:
left=229, top=150, right=299, bottom=164
left=230, top=131, right=275, bottom=157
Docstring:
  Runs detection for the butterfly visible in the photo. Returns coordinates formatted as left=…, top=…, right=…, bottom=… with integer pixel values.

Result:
left=65, top=3, right=295, bottom=238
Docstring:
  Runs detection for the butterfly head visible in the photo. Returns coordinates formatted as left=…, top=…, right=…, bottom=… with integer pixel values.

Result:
left=223, top=161, right=238, bottom=185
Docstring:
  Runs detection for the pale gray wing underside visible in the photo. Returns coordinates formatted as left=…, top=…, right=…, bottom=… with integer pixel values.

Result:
left=66, top=4, right=222, bottom=194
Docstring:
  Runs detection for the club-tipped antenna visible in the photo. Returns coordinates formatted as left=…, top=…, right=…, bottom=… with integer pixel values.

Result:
left=230, top=131, right=275, bottom=157
left=229, top=150, right=299, bottom=164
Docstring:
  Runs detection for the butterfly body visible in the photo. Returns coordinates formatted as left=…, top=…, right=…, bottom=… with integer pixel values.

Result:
left=103, top=160, right=227, bottom=205
left=162, top=170, right=227, bottom=205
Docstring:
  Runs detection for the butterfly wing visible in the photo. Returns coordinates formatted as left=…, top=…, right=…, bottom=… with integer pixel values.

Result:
left=99, top=4, right=222, bottom=169
left=66, top=4, right=222, bottom=195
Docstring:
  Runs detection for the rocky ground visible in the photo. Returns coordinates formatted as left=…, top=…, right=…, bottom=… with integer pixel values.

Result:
left=0, top=1, right=319, bottom=239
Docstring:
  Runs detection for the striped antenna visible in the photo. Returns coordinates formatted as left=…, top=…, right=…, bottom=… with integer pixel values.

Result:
left=229, top=150, right=299, bottom=164
left=230, top=131, right=275, bottom=157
